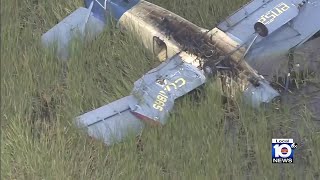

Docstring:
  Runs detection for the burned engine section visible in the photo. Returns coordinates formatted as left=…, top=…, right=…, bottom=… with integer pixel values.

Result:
left=144, top=5, right=239, bottom=77
left=118, top=1, right=279, bottom=105
left=146, top=11, right=248, bottom=98
left=119, top=1, right=251, bottom=97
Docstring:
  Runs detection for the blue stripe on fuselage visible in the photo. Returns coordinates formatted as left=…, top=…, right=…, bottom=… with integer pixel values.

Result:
left=84, top=0, right=107, bottom=22
left=84, top=0, right=140, bottom=23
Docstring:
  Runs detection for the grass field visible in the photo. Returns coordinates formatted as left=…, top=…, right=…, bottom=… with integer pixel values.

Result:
left=1, top=0, right=320, bottom=179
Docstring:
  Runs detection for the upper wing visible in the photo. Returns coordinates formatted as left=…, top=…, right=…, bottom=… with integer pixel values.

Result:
left=217, top=0, right=320, bottom=77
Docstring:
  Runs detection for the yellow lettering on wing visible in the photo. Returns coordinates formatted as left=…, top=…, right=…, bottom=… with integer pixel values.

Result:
left=175, top=78, right=186, bottom=87
left=153, top=78, right=186, bottom=111
left=152, top=91, right=167, bottom=112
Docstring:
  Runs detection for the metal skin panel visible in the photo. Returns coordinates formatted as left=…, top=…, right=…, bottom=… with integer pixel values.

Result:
left=218, top=0, right=304, bottom=43
left=218, top=0, right=273, bottom=30
left=41, top=7, right=106, bottom=59
left=243, top=80, right=280, bottom=107
left=41, top=0, right=141, bottom=60
left=254, top=2, right=299, bottom=37
left=76, top=95, right=138, bottom=127
left=87, top=109, right=144, bottom=145
left=76, top=95, right=145, bottom=145
left=130, top=52, right=206, bottom=125
left=217, top=0, right=320, bottom=78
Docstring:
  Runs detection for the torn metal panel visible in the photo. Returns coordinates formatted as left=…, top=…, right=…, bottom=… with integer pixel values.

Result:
left=243, top=80, right=280, bottom=107
left=130, top=52, right=206, bottom=124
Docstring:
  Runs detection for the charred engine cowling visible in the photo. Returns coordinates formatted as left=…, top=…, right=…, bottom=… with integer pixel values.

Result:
left=152, top=13, right=281, bottom=106
left=143, top=4, right=244, bottom=84
left=119, top=0, right=280, bottom=107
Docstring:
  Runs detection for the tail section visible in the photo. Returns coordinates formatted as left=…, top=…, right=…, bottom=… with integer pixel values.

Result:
left=41, top=0, right=142, bottom=59
left=41, top=2, right=106, bottom=59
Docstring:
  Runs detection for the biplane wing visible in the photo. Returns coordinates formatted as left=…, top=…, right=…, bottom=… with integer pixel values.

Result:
left=217, top=0, right=320, bottom=77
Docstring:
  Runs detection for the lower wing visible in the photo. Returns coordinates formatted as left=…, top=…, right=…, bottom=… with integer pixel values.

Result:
left=75, top=52, right=206, bottom=145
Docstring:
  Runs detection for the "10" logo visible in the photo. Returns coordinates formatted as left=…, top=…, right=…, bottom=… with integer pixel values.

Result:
left=272, top=139, right=297, bottom=163
left=273, top=144, right=292, bottom=158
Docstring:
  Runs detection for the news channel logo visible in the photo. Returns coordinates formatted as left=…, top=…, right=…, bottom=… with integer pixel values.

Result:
left=272, top=138, right=298, bottom=163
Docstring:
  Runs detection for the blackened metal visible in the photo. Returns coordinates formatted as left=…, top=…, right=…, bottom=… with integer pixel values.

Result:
left=149, top=10, right=246, bottom=85
left=142, top=5, right=231, bottom=69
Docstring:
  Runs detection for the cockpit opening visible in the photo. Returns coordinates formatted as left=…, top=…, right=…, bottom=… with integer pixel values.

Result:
left=153, top=36, right=168, bottom=61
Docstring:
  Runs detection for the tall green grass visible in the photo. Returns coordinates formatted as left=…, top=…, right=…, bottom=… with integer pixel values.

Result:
left=1, top=0, right=319, bottom=179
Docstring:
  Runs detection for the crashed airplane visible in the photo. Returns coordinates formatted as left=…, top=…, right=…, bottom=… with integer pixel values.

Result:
left=42, top=0, right=320, bottom=145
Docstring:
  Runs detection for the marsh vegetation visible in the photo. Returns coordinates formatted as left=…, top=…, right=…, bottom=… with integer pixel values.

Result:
left=1, top=0, right=319, bottom=179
